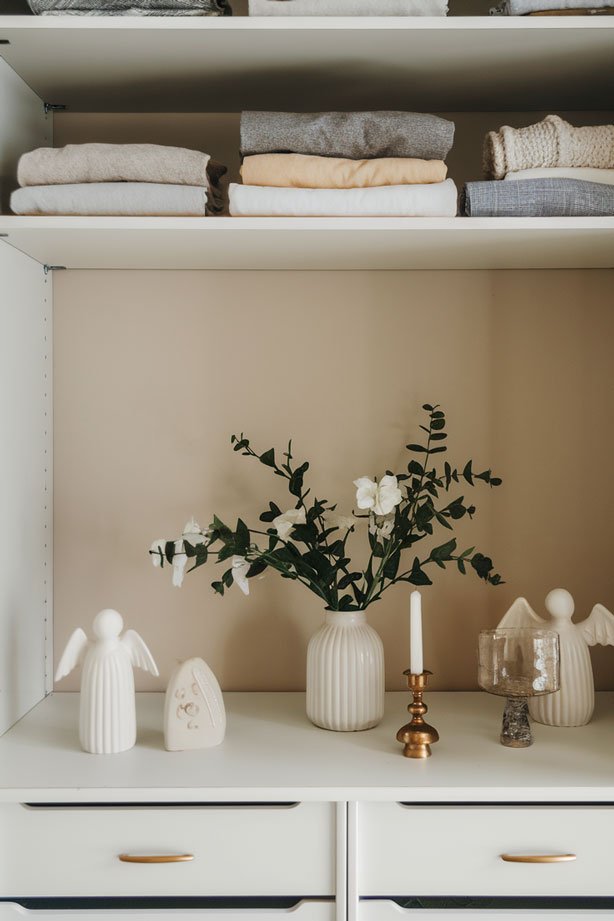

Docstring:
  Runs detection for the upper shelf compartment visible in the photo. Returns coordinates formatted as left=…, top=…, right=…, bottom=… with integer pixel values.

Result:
left=0, top=17, right=613, bottom=112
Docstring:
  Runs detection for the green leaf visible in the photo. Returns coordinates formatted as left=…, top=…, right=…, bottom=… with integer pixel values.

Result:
left=407, top=444, right=428, bottom=453
left=429, top=446, right=447, bottom=454
left=164, top=540, right=176, bottom=564
left=260, top=448, right=276, bottom=468
left=490, top=477, right=503, bottom=487
left=430, top=538, right=457, bottom=561
left=338, top=572, right=362, bottom=590
left=217, top=544, right=235, bottom=563
left=222, top=568, right=234, bottom=588
left=407, top=460, right=424, bottom=475
left=235, top=518, right=250, bottom=554
left=422, top=403, right=434, bottom=412
left=211, top=581, right=224, bottom=596
left=457, top=559, right=466, bottom=575
left=429, top=432, right=447, bottom=441
left=430, top=417, right=446, bottom=430
left=260, top=501, right=282, bottom=523
left=408, top=568, right=433, bottom=586
left=462, top=461, right=474, bottom=485
left=435, top=511, right=453, bottom=530
left=247, top=559, right=267, bottom=578
left=383, top=549, right=401, bottom=581
left=471, top=552, right=494, bottom=580
left=290, top=523, right=318, bottom=544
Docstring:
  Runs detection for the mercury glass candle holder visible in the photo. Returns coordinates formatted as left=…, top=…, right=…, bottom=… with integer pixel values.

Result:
left=477, top=628, right=560, bottom=748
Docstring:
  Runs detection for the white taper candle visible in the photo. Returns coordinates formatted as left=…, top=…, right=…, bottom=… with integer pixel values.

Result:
left=410, top=590, right=423, bottom=675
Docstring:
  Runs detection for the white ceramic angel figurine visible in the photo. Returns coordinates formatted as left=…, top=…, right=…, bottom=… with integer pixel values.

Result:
left=55, top=609, right=159, bottom=754
left=164, top=657, right=226, bottom=751
left=498, top=589, right=614, bottom=726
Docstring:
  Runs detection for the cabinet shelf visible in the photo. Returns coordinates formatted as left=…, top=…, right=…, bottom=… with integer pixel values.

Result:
left=1, top=215, right=613, bottom=269
left=0, top=16, right=613, bottom=111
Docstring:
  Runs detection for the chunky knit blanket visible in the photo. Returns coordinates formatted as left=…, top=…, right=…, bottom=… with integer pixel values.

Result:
left=483, top=116, right=614, bottom=179
left=28, top=0, right=231, bottom=14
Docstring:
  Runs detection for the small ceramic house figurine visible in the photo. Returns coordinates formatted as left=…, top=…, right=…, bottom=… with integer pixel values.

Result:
left=498, top=589, right=614, bottom=726
left=164, top=657, right=226, bottom=751
left=55, top=609, right=159, bottom=754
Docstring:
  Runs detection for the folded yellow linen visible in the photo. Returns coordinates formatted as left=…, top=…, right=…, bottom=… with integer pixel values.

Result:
left=240, top=154, right=447, bottom=189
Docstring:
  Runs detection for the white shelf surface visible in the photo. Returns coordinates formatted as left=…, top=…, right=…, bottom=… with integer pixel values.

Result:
left=0, top=16, right=613, bottom=111
left=1, top=216, right=614, bottom=270
left=0, top=691, right=613, bottom=803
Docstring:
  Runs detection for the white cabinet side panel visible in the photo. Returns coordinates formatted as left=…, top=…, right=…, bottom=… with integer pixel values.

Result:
left=0, top=244, right=51, bottom=735
left=0, top=56, right=49, bottom=215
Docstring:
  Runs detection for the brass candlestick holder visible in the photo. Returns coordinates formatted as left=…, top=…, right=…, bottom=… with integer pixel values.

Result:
left=396, top=670, right=439, bottom=759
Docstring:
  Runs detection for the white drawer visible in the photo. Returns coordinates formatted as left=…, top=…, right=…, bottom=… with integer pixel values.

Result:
left=359, top=804, right=614, bottom=897
left=359, top=901, right=614, bottom=921
left=0, top=902, right=336, bottom=921
left=0, top=802, right=335, bottom=898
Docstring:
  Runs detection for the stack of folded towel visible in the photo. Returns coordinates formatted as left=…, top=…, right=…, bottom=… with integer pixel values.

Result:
left=27, top=0, right=231, bottom=15
left=249, top=0, right=447, bottom=16
left=11, top=143, right=226, bottom=217
left=461, top=116, right=614, bottom=217
left=230, top=111, right=457, bottom=217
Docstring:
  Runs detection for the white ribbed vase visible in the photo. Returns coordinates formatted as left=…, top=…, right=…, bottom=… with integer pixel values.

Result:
left=306, top=611, right=385, bottom=732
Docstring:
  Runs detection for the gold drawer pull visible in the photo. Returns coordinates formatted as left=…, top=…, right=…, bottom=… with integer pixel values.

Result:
left=119, top=854, right=194, bottom=864
left=501, top=853, right=576, bottom=863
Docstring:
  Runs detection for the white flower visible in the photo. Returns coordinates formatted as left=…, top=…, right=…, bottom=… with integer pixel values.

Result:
left=369, top=512, right=395, bottom=541
left=273, top=507, right=306, bottom=541
left=231, top=555, right=250, bottom=595
left=150, top=517, right=210, bottom=588
left=354, top=475, right=403, bottom=517
left=323, top=512, right=356, bottom=531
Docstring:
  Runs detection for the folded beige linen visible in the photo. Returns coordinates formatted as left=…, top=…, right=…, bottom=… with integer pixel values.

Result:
left=241, top=154, right=447, bottom=189
left=18, top=143, right=211, bottom=188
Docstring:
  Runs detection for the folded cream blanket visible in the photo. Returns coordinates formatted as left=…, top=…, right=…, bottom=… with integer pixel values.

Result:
left=483, top=116, right=614, bottom=179
left=249, top=0, right=447, bottom=14
left=241, top=154, right=447, bottom=189
left=18, top=144, right=212, bottom=188
left=241, top=111, right=455, bottom=161
left=505, top=167, right=614, bottom=185
left=229, top=180, right=458, bottom=216
left=11, top=183, right=209, bottom=216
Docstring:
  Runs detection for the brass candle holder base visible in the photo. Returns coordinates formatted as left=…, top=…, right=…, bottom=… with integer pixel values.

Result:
left=396, top=670, right=439, bottom=759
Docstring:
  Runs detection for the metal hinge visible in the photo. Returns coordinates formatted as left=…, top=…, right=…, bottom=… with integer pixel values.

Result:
left=44, top=265, right=67, bottom=275
left=44, top=103, right=67, bottom=114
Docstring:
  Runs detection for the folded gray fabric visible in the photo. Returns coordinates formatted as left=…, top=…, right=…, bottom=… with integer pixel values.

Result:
left=490, top=0, right=609, bottom=12
left=11, top=183, right=210, bottom=216
left=28, top=0, right=231, bottom=14
left=249, top=0, right=446, bottom=13
left=240, top=112, right=455, bottom=161
left=461, top=179, right=614, bottom=217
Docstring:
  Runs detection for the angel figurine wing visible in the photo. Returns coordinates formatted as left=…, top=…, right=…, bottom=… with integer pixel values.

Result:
left=497, top=596, right=545, bottom=630
left=580, top=604, right=614, bottom=646
left=55, top=628, right=89, bottom=682
left=122, top=630, right=159, bottom=676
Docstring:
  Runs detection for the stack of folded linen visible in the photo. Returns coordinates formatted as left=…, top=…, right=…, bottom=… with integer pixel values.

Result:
left=249, top=0, right=447, bottom=16
left=461, top=116, right=614, bottom=217
left=11, top=143, right=227, bottom=217
left=230, top=111, right=457, bottom=217
left=490, top=0, right=612, bottom=14
left=27, top=0, right=231, bottom=16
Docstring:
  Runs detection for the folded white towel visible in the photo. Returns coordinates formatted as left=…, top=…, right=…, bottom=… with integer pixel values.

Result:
left=505, top=167, right=614, bottom=186
left=229, top=180, right=458, bottom=217
left=11, top=183, right=209, bottom=216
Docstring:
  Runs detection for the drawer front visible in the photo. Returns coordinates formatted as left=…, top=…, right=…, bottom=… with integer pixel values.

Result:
left=359, top=804, right=614, bottom=897
left=0, top=803, right=335, bottom=897
left=359, top=902, right=614, bottom=921
left=0, top=902, right=336, bottom=921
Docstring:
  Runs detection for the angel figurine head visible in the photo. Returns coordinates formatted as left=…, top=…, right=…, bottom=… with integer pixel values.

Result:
left=498, top=590, right=613, bottom=727
left=55, top=609, right=159, bottom=754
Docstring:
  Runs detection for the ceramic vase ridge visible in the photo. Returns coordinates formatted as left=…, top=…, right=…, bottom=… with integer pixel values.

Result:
left=306, top=609, right=385, bottom=732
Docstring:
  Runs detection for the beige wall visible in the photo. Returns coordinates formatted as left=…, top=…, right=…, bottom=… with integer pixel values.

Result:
left=53, top=269, right=614, bottom=692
